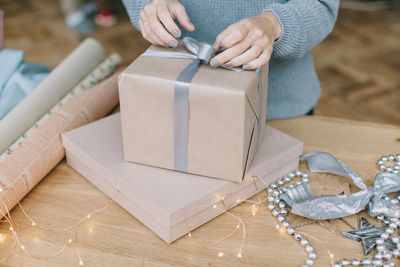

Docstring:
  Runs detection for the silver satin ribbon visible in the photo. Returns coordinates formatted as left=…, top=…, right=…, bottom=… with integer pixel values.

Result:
left=280, top=151, right=400, bottom=220
left=142, top=37, right=263, bottom=172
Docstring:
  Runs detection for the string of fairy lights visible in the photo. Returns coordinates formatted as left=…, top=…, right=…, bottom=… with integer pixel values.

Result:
left=0, top=174, right=340, bottom=266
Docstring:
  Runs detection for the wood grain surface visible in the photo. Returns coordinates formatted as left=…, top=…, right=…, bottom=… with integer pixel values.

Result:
left=0, top=116, right=399, bottom=266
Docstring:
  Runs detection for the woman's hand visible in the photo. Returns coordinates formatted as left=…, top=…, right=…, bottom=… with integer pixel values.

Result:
left=139, top=0, right=195, bottom=47
left=210, top=12, right=282, bottom=70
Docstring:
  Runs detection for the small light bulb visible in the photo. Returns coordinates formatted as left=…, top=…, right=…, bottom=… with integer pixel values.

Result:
left=9, top=227, right=13, bottom=232
left=68, top=238, right=72, bottom=243
left=0, top=188, right=3, bottom=192
left=236, top=199, right=240, bottom=203
left=87, top=214, right=91, bottom=218
left=236, top=224, right=240, bottom=229
left=251, top=204, right=256, bottom=208
left=213, top=205, right=217, bottom=209
left=188, top=233, right=192, bottom=238
left=79, top=260, right=84, bottom=266
left=218, top=252, right=224, bottom=257
left=21, top=245, right=25, bottom=250
left=330, top=253, right=334, bottom=259
left=222, top=196, right=225, bottom=200
left=31, top=221, right=36, bottom=226
left=237, top=253, right=242, bottom=258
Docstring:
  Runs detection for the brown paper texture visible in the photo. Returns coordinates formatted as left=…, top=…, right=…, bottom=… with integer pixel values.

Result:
left=119, top=44, right=268, bottom=182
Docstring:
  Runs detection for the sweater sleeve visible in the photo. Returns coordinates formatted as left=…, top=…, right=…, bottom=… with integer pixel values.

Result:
left=121, top=0, right=150, bottom=31
left=264, top=0, right=339, bottom=60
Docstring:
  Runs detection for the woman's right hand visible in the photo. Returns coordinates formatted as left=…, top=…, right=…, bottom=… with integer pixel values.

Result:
left=139, top=0, right=195, bottom=47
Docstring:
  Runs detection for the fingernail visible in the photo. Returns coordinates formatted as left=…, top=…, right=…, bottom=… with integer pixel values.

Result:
left=210, top=59, right=219, bottom=67
left=242, top=64, right=251, bottom=70
left=172, top=29, right=181, bottom=38
left=225, top=61, right=233, bottom=67
left=168, top=41, right=178, bottom=48
left=189, top=22, right=195, bottom=28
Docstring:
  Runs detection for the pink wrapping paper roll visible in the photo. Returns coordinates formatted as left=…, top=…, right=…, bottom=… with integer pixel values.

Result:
left=0, top=73, right=120, bottom=214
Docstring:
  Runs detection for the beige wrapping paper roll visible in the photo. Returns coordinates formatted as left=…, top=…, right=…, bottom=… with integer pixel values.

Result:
left=0, top=73, right=120, bottom=215
left=0, top=38, right=105, bottom=152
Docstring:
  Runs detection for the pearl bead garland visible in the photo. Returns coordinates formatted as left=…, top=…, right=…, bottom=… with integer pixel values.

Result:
left=377, top=154, right=400, bottom=174
left=269, top=153, right=400, bottom=266
left=268, top=171, right=317, bottom=266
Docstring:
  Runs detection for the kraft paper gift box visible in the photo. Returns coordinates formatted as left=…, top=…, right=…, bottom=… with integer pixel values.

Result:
left=62, top=113, right=303, bottom=243
left=118, top=39, right=268, bottom=182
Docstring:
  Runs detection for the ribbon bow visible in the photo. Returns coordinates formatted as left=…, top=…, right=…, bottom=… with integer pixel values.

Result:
left=280, top=152, right=400, bottom=220
left=142, top=37, right=263, bottom=172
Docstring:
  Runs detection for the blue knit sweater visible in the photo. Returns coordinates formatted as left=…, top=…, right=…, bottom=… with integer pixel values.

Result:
left=122, top=0, right=339, bottom=120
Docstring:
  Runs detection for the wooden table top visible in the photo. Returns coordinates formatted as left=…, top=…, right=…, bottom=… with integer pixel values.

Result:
left=1, top=116, right=399, bottom=266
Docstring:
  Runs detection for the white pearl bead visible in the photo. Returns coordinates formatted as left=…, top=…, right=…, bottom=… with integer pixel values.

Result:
left=389, top=222, right=397, bottom=229
left=274, top=198, right=280, bottom=204
left=278, top=215, right=285, bottom=222
left=302, top=177, right=309, bottom=183
left=387, top=167, right=393, bottom=172
left=296, top=180, right=302, bottom=185
left=392, top=249, right=400, bottom=257
left=268, top=196, right=275, bottom=202
left=288, top=172, right=295, bottom=178
left=278, top=179, right=285, bottom=185
left=396, top=154, right=400, bottom=160
left=389, top=155, right=395, bottom=161
left=301, top=264, right=310, bottom=267
left=372, top=259, right=382, bottom=266
left=294, top=232, right=302, bottom=240
left=302, top=173, right=309, bottom=178
left=267, top=204, right=275, bottom=210
left=378, top=160, right=384, bottom=165
left=305, top=244, right=314, bottom=252
left=287, top=227, right=295, bottom=235
left=267, top=187, right=274, bottom=193
left=279, top=201, right=286, bottom=208
left=282, top=220, right=290, bottom=228
left=392, top=236, right=400, bottom=243
left=341, top=259, right=350, bottom=266
left=305, top=258, right=314, bottom=265
left=272, top=209, right=280, bottom=217
left=381, top=233, right=389, bottom=239
left=362, top=258, right=371, bottom=265
left=284, top=176, right=291, bottom=182
left=390, top=199, right=398, bottom=204
left=377, top=245, right=385, bottom=251
left=385, top=228, right=394, bottom=235
left=273, top=190, right=279, bottom=196
left=394, top=170, right=399, bottom=174
left=380, top=165, right=387, bottom=170
left=394, top=165, right=400, bottom=171
left=374, top=253, right=383, bottom=260
left=300, top=238, right=309, bottom=246
left=333, top=263, right=341, bottom=267
left=295, top=170, right=302, bottom=176
left=352, top=259, right=361, bottom=266
left=382, top=156, right=388, bottom=162
left=309, top=252, right=316, bottom=259
left=382, top=252, right=392, bottom=259
left=376, top=238, right=385, bottom=245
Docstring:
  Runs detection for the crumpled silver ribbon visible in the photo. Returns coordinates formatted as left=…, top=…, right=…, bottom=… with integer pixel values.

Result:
left=142, top=37, right=264, bottom=172
left=280, top=151, right=400, bottom=220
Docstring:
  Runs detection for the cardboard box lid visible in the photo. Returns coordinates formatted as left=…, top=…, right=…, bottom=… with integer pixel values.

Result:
left=62, top=113, right=303, bottom=228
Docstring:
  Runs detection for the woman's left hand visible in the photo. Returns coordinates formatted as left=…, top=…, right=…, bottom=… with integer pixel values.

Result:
left=210, top=12, right=282, bottom=70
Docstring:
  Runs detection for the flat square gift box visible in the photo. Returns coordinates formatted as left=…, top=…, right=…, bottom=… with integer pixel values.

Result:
left=62, top=113, right=303, bottom=243
left=118, top=40, right=268, bottom=182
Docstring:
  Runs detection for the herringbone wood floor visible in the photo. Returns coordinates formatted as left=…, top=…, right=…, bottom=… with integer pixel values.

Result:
left=1, top=0, right=399, bottom=125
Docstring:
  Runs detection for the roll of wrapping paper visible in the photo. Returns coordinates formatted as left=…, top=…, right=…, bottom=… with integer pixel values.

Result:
left=0, top=53, right=122, bottom=163
left=0, top=72, right=121, bottom=215
left=0, top=38, right=105, bottom=152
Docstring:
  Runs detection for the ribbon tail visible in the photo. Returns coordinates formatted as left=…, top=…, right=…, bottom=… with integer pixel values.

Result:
left=301, top=151, right=368, bottom=191
left=291, top=189, right=373, bottom=220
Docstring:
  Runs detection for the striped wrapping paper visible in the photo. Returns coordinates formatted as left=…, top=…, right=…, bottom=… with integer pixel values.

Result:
left=0, top=57, right=121, bottom=214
